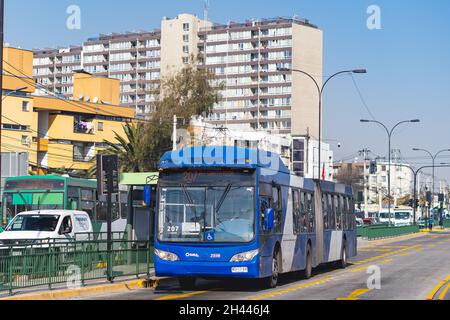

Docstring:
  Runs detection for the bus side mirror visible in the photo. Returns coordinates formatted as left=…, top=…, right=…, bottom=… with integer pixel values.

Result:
left=142, top=186, right=152, bottom=207
left=263, top=208, right=275, bottom=231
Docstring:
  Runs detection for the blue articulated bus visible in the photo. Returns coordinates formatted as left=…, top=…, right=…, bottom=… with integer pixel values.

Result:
left=154, top=146, right=357, bottom=289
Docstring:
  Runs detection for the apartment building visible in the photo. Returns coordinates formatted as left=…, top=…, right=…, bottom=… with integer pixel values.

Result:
left=3, top=47, right=135, bottom=175
left=198, top=17, right=323, bottom=137
left=33, top=14, right=322, bottom=138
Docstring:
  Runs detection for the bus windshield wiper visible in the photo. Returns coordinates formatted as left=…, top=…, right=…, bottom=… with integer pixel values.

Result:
left=181, top=184, right=201, bottom=235
left=215, top=184, right=232, bottom=215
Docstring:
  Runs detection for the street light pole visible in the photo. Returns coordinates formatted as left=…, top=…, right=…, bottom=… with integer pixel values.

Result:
left=412, top=148, right=450, bottom=208
left=394, top=163, right=450, bottom=225
left=0, top=0, right=4, bottom=201
left=278, top=67, right=367, bottom=180
left=360, top=119, right=420, bottom=225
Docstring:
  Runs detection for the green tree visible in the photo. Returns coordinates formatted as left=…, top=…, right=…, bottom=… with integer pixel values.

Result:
left=142, top=60, right=222, bottom=171
left=103, top=122, right=147, bottom=172
left=103, top=59, right=222, bottom=173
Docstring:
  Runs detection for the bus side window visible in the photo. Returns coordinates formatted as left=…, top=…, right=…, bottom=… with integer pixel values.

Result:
left=260, top=197, right=271, bottom=232
left=337, top=196, right=343, bottom=230
left=322, top=194, right=328, bottom=230
left=343, top=197, right=349, bottom=230
left=328, top=194, right=334, bottom=230
left=307, top=193, right=315, bottom=233
left=292, top=189, right=300, bottom=234
left=272, top=186, right=282, bottom=234
left=300, top=192, right=307, bottom=233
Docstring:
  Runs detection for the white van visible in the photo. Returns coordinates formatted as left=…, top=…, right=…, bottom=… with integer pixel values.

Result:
left=393, top=209, right=414, bottom=226
left=0, top=210, right=93, bottom=246
left=379, top=210, right=394, bottom=225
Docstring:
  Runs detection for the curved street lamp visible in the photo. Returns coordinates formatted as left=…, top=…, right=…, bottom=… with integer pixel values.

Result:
left=278, top=67, right=367, bottom=179
left=412, top=148, right=450, bottom=207
left=360, top=119, right=420, bottom=225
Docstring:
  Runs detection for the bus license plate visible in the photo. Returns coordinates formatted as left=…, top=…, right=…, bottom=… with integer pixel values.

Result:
left=231, top=267, right=248, bottom=273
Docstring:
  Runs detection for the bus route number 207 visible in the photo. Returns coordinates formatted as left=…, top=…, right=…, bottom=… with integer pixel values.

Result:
left=166, top=225, right=180, bottom=234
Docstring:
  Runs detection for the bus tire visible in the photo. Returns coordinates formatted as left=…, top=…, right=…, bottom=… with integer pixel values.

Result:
left=263, top=249, right=280, bottom=289
left=337, top=240, right=348, bottom=269
left=178, top=277, right=196, bottom=290
left=304, top=245, right=313, bottom=279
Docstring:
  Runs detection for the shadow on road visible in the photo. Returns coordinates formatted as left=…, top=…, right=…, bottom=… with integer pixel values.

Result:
left=153, top=262, right=354, bottom=295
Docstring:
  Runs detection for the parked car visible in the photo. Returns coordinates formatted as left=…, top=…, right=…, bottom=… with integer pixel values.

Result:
left=0, top=210, right=93, bottom=247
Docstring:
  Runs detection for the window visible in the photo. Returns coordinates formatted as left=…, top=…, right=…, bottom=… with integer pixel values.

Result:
left=183, top=45, right=189, bottom=54
left=272, top=186, right=283, bottom=233
left=183, top=23, right=190, bottom=32
left=21, top=135, right=30, bottom=146
left=292, top=190, right=301, bottom=234
left=183, top=34, right=189, bottom=42
left=182, top=57, right=189, bottom=64
left=22, top=101, right=30, bottom=112
left=98, top=122, right=104, bottom=131
left=322, top=194, right=328, bottom=230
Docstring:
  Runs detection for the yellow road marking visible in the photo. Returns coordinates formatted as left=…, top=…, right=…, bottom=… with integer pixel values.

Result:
left=350, top=259, right=392, bottom=273
left=156, top=290, right=210, bottom=301
left=399, top=252, right=411, bottom=257
left=426, top=275, right=450, bottom=300
left=353, top=244, right=422, bottom=266
left=359, top=249, right=394, bottom=253
left=337, top=289, right=371, bottom=300
left=438, top=284, right=450, bottom=301
left=248, top=277, right=333, bottom=300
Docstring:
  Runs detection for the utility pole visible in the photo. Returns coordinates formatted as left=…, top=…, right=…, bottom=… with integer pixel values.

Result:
left=172, top=115, right=177, bottom=151
left=0, top=0, right=5, bottom=208
left=359, top=148, right=370, bottom=217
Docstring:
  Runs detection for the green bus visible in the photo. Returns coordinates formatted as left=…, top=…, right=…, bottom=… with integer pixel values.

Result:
left=1, top=173, right=159, bottom=235
left=2, top=175, right=100, bottom=225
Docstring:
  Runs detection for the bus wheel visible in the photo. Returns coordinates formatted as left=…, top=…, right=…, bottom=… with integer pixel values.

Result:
left=178, top=277, right=196, bottom=290
left=263, top=249, right=280, bottom=289
left=337, top=241, right=348, bottom=269
left=304, top=246, right=313, bottom=279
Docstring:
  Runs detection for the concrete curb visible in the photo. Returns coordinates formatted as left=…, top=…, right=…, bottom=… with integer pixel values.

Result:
left=1, top=277, right=174, bottom=300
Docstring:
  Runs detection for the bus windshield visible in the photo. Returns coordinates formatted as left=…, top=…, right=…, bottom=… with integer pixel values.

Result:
left=3, top=192, right=64, bottom=217
left=158, top=186, right=255, bottom=243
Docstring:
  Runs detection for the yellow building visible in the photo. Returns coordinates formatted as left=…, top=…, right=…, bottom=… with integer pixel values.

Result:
left=2, top=47, right=135, bottom=175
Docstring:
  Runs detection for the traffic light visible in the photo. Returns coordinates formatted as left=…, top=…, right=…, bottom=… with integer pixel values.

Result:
left=369, top=160, right=377, bottom=175
left=426, top=191, right=432, bottom=203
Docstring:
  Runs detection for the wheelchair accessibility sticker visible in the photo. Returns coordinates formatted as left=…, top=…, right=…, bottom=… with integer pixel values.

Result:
left=205, top=231, right=215, bottom=242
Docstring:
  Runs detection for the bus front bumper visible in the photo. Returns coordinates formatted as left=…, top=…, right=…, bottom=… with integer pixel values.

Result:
left=155, top=259, right=260, bottom=278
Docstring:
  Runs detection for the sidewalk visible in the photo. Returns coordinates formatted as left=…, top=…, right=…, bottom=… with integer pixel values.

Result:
left=0, top=269, right=171, bottom=300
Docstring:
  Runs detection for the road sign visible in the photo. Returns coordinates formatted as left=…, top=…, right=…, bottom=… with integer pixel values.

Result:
left=97, top=154, right=119, bottom=195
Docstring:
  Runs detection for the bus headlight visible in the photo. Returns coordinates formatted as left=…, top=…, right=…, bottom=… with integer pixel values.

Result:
left=155, top=249, right=179, bottom=262
left=230, top=250, right=259, bottom=262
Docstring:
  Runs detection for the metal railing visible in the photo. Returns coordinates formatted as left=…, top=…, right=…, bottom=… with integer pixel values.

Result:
left=357, top=224, right=420, bottom=241
left=0, top=236, right=154, bottom=296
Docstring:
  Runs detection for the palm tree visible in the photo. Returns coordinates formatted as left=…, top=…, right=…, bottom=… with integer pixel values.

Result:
left=103, top=122, right=146, bottom=173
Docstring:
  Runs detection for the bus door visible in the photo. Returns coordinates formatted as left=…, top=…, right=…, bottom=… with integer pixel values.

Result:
left=314, top=181, right=324, bottom=266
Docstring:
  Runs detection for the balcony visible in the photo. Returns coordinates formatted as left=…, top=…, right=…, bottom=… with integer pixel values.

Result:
left=74, top=116, right=95, bottom=135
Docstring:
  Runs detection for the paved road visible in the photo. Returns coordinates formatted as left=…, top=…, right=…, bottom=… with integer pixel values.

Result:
left=80, top=231, right=450, bottom=301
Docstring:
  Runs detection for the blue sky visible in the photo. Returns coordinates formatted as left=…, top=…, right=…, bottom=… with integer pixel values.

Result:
left=5, top=0, right=450, bottom=181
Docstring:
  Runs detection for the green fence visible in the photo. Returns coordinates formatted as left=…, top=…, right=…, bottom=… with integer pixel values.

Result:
left=444, top=220, right=450, bottom=228
left=357, top=224, right=420, bottom=241
left=0, top=238, right=154, bottom=296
